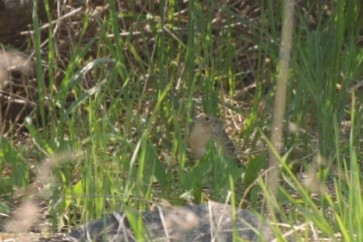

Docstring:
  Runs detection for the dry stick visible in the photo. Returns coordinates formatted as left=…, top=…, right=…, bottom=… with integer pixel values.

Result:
left=266, top=0, right=295, bottom=215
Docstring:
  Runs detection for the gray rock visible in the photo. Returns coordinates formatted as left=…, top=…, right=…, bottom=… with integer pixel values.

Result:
left=63, top=202, right=273, bottom=242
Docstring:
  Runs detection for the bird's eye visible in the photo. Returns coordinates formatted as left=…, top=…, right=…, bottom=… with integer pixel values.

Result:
left=204, top=116, right=210, bottom=122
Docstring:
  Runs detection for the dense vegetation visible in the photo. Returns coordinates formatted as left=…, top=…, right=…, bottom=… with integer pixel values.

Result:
left=1, top=0, right=363, bottom=241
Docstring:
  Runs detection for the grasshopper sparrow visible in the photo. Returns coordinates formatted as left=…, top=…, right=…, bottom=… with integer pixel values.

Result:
left=189, top=113, right=238, bottom=162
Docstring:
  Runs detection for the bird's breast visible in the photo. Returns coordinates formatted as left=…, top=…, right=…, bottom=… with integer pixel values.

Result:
left=189, top=126, right=212, bottom=159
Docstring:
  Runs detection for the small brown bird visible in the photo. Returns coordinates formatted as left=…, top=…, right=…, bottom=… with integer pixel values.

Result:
left=189, top=113, right=238, bottom=162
